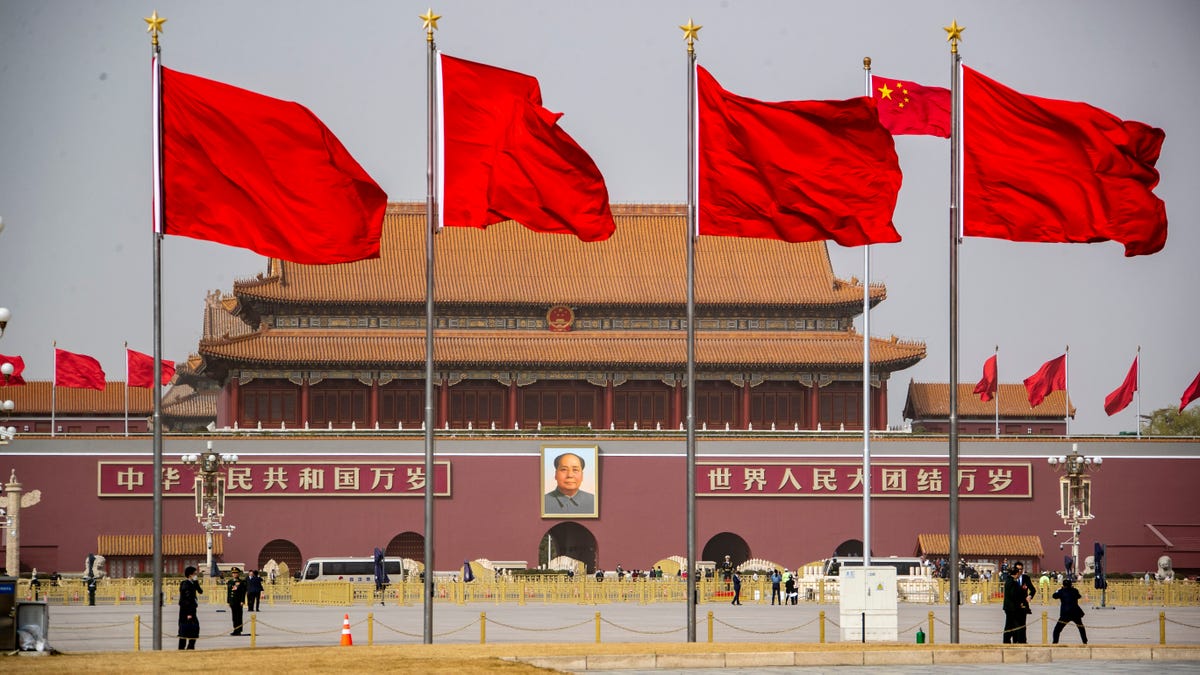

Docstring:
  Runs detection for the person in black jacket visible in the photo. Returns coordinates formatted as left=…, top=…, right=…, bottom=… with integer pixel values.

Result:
left=1001, top=562, right=1036, bottom=643
left=178, top=566, right=202, bottom=650
left=1052, top=578, right=1088, bottom=644
left=246, top=570, right=264, bottom=612
left=226, top=567, right=248, bottom=635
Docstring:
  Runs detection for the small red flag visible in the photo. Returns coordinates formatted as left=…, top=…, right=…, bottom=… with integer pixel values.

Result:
left=0, top=353, right=26, bottom=386
left=127, top=349, right=175, bottom=388
left=973, top=354, right=997, bottom=402
left=161, top=66, right=387, bottom=264
left=963, top=66, right=1167, bottom=257
left=439, top=54, right=615, bottom=242
left=1024, top=354, right=1067, bottom=408
left=871, top=75, right=950, bottom=138
left=55, top=348, right=106, bottom=390
left=1103, top=355, right=1138, bottom=416
left=1181, top=372, right=1200, bottom=413
left=696, top=65, right=902, bottom=247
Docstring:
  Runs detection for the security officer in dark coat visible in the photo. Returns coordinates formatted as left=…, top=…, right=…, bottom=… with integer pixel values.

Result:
left=178, top=566, right=202, bottom=650
left=1052, top=578, right=1088, bottom=644
left=1002, top=562, right=1036, bottom=643
left=226, top=567, right=248, bottom=635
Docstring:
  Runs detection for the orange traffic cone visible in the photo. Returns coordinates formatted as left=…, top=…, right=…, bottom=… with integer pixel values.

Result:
left=340, top=613, right=353, bottom=646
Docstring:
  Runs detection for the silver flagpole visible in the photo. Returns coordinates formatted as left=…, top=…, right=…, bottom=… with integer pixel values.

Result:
left=682, top=18, right=699, bottom=644
left=1136, top=346, right=1141, bottom=439
left=1064, top=345, right=1070, bottom=436
left=421, top=8, right=440, bottom=645
left=861, top=57, right=873, bottom=568
left=945, top=18, right=964, bottom=644
left=993, top=346, right=999, bottom=438
left=124, top=341, right=129, bottom=437
left=147, top=11, right=166, bottom=650
left=51, top=342, right=56, bottom=437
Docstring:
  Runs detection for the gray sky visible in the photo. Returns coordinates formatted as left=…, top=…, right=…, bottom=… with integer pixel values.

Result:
left=1, top=0, right=1197, bottom=434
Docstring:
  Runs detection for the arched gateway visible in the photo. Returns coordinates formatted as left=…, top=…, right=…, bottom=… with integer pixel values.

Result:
left=540, top=522, right=598, bottom=572
left=703, top=532, right=751, bottom=569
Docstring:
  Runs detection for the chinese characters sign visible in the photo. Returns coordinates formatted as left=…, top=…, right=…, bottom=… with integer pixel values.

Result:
left=698, top=461, right=1030, bottom=498
left=99, top=461, right=451, bottom=498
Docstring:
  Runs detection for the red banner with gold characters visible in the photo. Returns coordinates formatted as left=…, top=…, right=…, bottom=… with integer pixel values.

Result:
left=98, top=461, right=451, bottom=498
left=697, top=461, right=1030, bottom=498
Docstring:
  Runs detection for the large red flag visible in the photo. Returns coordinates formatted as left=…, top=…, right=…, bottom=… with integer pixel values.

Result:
left=127, top=349, right=175, bottom=388
left=0, top=353, right=26, bottom=386
left=1103, top=355, right=1138, bottom=416
left=872, top=75, right=950, bottom=137
left=973, top=354, right=997, bottom=402
left=696, top=65, right=902, bottom=246
left=1181, top=372, right=1200, bottom=412
left=439, top=53, right=615, bottom=242
left=962, top=66, right=1167, bottom=257
left=161, top=66, right=387, bottom=264
left=1023, top=354, right=1067, bottom=408
left=55, top=348, right=106, bottom=391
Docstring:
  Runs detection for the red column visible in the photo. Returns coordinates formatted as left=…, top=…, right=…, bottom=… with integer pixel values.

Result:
left=506, top=381, right=518, bottom=429
left=370, top=376, right=379, bottom=428
left=670, top=380, right=682, bottom=430
left=300, top=376, right=310, bottom=427
left=228, top=378, right=240, bottom=428
left=603, top=378, right=614, bottom=430
left=875, top=382, right=888, bottom=430
left=739, top=380, right=751, bottom=430
left=437, top=375, right=449, bottom=429
left=808, top=384, right=820, bottom=430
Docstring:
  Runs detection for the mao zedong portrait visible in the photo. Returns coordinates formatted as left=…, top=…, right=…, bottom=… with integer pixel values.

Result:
left=544, top=452, right=595, bottom=515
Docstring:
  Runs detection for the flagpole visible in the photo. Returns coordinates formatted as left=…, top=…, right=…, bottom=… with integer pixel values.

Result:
left=993, top=345, right=999, bottom=438
left=1064, top=344, right=1070, bottom=437
left=945, top=18, right=964, bottom=644
left=1136, top=345, right=1141, bottom=439
left=681, top=17, right=700, bottom=644
left=861, top=57, right=873, bottom=569
left=147, top=11, right=167, bottom=650
left=51, top=342, right=56, bottom=438
left=421, top=8, right=441, bottom=645
left=124, top=341, right=129, bottom=437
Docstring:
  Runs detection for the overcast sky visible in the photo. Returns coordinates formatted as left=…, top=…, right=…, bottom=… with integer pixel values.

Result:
left=1, top=0, right=1197, bottom=434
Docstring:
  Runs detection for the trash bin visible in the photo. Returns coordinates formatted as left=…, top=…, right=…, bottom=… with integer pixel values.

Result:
left=15, top=601, right=49, bottom=651
left=0, top=577, right=16, bottom=651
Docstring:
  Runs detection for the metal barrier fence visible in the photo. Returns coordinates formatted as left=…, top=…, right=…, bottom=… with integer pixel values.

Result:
left=14, top=577, right=1200, bottom=608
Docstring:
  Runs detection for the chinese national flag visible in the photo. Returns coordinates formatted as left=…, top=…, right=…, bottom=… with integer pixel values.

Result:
left=973, top=354, right=997, bottom=402
left=871, top=75, right=950, bottom=137
left=1103, top=355, right=1138, bottom=416
left=0, top=353, right=26, bottom=386
left=439, top=53, right=615, bottom=242
left=1023, top=354, right=1067, bottom=408
left=696, top=65, right=902, bottom=246
left=962, top=66, right=1167, bottom=257
left=55, top=348, right=106, bottom=390
left=161, top=66, right=387, bottom=264
left=1181, top=372, right=1200, bottom=412
left=127, top=349, right=175, bottom=388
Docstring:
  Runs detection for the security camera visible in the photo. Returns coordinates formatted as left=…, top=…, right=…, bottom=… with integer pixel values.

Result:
left=1059, top=544, right=1064, bottom=550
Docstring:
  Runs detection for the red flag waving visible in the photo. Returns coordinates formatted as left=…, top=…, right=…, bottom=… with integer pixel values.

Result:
left=0, top=353, right=26, bottom=386
left=872, top=75, right=950, bottom=137
left=56, top=348, right=106, bottom=390
left=1103, top=355, right=1138, bottom=416
left=127, top=349, right=175, bottom=388
left=973, top=354, right=997, bottom=402
left=1024, top=354, right=1067, bottom=408
left=439, top=53, right=615, bottom=242
left=962, top=66, right=1167, bottom=257
left=1181, top=372, right=1200, bottom=413
left=696, top=65, right=902, bottom=247
left=161, top=66, right=387, bottom=264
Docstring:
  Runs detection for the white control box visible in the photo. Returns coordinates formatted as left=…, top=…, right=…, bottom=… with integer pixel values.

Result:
left=839, top=565, right=898, bottom=642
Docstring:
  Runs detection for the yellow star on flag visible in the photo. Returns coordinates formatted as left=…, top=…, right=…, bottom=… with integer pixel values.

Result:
left=877, top=83, right=894, bottom=100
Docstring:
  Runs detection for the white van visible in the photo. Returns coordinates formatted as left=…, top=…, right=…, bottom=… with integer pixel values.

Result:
left=297, top=556, right=405, bottom=582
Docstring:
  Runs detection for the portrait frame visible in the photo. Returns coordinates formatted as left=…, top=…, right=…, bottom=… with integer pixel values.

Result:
left=540, top=444, right=599, bottom=519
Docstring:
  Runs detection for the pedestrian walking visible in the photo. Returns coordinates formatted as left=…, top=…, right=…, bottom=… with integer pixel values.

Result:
left=246, top=569, right=264, bottom=612
left=731, top=571, right=742, bottom=605
left=178, top=566, right=202, bottom=650
left=1052, top=578, right=1088, bottom=644
left=226, top=567, right=248, bottom=635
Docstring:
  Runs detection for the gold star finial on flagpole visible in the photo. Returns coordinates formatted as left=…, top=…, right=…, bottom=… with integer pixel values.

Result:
left=680, top=18, right=701, bottom=53
left=144, top=10, right=166, bottom=47
left=944, top=19, right=965, bottom=53
left=421, top=8, right=441, bottom=42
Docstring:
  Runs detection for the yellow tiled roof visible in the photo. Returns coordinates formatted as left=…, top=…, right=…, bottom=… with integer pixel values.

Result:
left=200, top=328, right=926, bottom=370
left=97, top=533, right=223, bottom=556
left=904, top=382, right=1075, bottom=419
left=916, top=533, right=1045, bottom=558
left=232, top=203, right=884, bottom=308
left=160, top=383, right=218, bottom=419
left=0, top=381, right=154, bottom=415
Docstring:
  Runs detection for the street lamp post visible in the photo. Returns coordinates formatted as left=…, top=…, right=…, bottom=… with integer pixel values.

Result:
left=1048, top=443, right=1102, bottom=582
left=181, top=442, right=238, bottom=577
